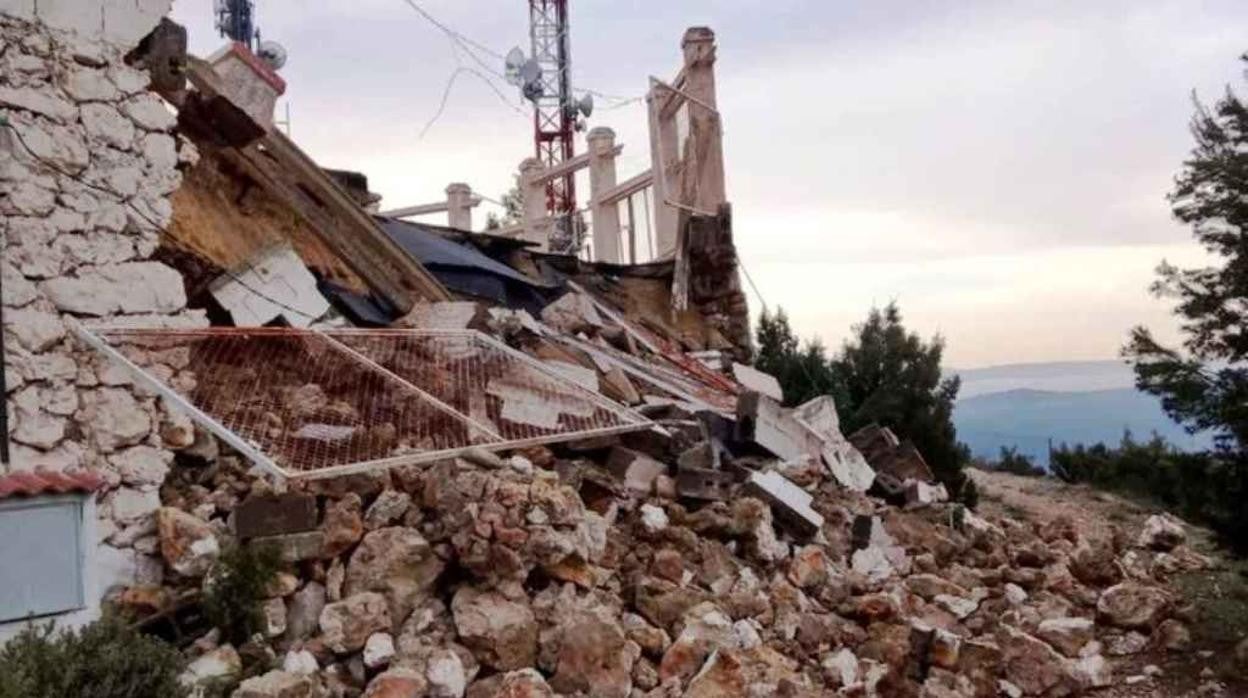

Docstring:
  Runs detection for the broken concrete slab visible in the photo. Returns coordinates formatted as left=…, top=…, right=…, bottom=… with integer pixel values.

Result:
left=743, top=470, right=823, bottom=537
left=848, top=425, right=936, bottom=483
left=905, top=479, right=949, bottom=507
left=208, top=244, right=329, bottom=328
left=675, top=466, right=736, bottom=501
left=731, top=363, right=782, bottom=402
left=543, top=360, right=601, bottom=393
left=395, top=301, right=489, bottom=330
left=792, top=396, right=875, bottom=493
left=600, top=366, right=641, bottom=405
left=235, top=493, right=319, bottom=539
left=540, top=291, right=603, bottom=335
left=606, top=446, right=668, bottom=495
left=735, top=391, right=821, bottom=462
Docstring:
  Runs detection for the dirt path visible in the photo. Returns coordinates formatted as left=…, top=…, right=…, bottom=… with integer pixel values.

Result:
left=972, top=470, right=1248, bottom=697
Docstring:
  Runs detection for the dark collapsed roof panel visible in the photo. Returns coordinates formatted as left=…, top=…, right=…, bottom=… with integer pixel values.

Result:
left=376, top=218, right=545, bottom=288
left=376, top=217, right=551, bottom=308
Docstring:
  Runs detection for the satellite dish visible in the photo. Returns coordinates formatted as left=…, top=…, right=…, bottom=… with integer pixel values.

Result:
left=519, top=58, right=542, bottom=86
left=504, top=47, right=526, bottom=86
left=522, top=79, right=544, bottom=102
left=257, top=40, right=287, bottom=70
left=577, top=93, right=594, bottom=118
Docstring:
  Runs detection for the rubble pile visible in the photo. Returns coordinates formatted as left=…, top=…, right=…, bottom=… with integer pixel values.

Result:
left=137, top=375, right=1210, bottom=697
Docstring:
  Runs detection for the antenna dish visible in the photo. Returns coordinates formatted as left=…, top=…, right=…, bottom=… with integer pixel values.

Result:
left=519, top=58, right=542, bottom=86
left=504, top=47, right=526, bottom=86
left=257, top=40, right=287, bottom=70
left=577, top=93, right=593, bottom=118
left=522, top=79, right=544, bottom=102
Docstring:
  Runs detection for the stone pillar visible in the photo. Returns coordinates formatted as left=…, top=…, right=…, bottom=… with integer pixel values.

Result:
left=647, top=85, right=678, bottom=260
left=586, top=127, right=622, bottom=263
left=680, top=27, right=726, bottom=214
left=518, top=158, right=551, bottom=250
left=445, top=182, right=474, bottom=231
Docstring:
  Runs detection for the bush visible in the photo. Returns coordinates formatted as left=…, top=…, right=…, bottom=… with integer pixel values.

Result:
left=202, top=542, right=281, bottom=645
left=979, top=446, right=1046, bottom=477
left=1051, top=432, right=1248, bottom=553
left=0, top=616, right=189, bottom=698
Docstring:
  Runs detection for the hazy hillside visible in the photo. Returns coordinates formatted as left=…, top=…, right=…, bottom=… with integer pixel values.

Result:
left=954, top=360, right=1135, bottom=398
left=954, top=386, right=1213, bottom=466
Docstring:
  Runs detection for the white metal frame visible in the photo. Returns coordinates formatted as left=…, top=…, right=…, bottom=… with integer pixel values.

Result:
left=73, top=324, right=653, bottom=481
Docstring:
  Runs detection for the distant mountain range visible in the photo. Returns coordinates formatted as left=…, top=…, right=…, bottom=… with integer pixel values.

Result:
left=950, top=361, right=1212, bottom=466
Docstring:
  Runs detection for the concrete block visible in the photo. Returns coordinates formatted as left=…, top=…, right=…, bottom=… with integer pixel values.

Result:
left=395, top=301, right=488, bottom=330
left=235, top=493, right=318, bottom=539
left=735, top=391, right=821, bottom=462
left=207, top=42, right=285, bottom=127
left=253, top=531, right=326, bottom=562
left=744, top=470, right=823, bottom=537
left=605, top=447, right=667, bottom=494
left=732, top=363, right=782, bottom=402
left=675, top=465, right=735, bottom=501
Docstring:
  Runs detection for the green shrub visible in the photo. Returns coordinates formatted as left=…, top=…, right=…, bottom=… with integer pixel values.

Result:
left=202, top=542, right=281, bottom=645
left=0, top=616, right=188, bottom=698
left=1051, top=432, right=1248, bottom=553
left=980, top=446, right=1047, bottom=477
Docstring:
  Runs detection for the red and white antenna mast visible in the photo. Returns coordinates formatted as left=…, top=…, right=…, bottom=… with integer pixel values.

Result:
left=528, top=1, right=576, bottom=236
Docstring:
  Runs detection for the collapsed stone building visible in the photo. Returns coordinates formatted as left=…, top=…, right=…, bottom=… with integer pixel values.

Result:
left=0, top=4, right=1217, bottom=698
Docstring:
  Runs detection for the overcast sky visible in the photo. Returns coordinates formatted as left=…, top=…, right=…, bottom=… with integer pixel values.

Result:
left=170, top=0, right=1246, bottom=368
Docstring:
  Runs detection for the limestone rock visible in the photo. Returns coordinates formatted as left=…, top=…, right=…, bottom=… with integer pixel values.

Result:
left=158, top=507, right=219, bottom=577
left=80, top=387, right=152, bottom=452
left=41, top=262, right=186, bottom=316
left=684, top=649, right=746, bottom=698
left=5, top=307, right=65, bottom=352
left=319, top=592, right=392, bottom=654
left=232, top=670, right=319, bottom=698
left=322, top=493, right=364, bottom=557
left=426, top=648, right=468, bottom=698
left=364, top=490, right=411, bottom=530
left=80, top=102, right=135, bottom=149
left=1138, top=514, right=1186, bottom=552
left=1097, top=583, right=1171, bottom=630
left=286, top=581, right=326, bottom=642
left=452, top=587, right=538, bottom=671
left=549, top=611, right=634, bottom=698
left=110, top=444, right=170, bottom=486
left=1036, top=617, right=1095, bottom=658
left=344, top=526, right=444, bottom=623
left=181, top=645, right=241, bottom=688
left=997, top=625, right=1071, bottom=697
left=363, top=667, right=427, bottom=697
left=363, top=632, right=396, bottom=669
left=123, top=93, right=176, bottom=132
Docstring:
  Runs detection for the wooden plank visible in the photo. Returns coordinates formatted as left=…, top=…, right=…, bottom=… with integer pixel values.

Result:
left=179, top=58, right=451, bottom=311
left=592, top=169, right=654, bottom=207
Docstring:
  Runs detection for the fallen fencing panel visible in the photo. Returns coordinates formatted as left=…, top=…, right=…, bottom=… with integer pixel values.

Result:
left=74, top=326, right=652, bottom=481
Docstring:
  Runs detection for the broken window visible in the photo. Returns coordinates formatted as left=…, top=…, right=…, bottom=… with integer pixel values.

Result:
left=75, top=327, right=652, bottom=480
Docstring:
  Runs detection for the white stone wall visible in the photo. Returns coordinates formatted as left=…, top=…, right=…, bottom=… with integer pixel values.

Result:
left=0, top=0, right=172, bottom=46
left=1, top=12, right=202, bottom=605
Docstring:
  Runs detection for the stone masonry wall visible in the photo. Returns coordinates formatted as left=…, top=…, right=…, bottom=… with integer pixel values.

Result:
left=1, top=12, right=202, bottom=596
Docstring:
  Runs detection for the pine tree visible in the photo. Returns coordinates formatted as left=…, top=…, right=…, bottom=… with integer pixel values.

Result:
left=1125, top=53, right=1248, bottom=455
left=835, top=303, right=970, bottom=495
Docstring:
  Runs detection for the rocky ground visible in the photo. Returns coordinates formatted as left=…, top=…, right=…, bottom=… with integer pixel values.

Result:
left=135, top=408, right=1248, bottom=698
left=973, top=470, right=1248, bottom=697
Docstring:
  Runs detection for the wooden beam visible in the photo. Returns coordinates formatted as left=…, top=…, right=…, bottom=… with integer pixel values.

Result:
left=179, top=58, right=451, bottom=310
left=531, top=145, right=623, bottom=185
left=591, top=169, right=653, bottom=207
